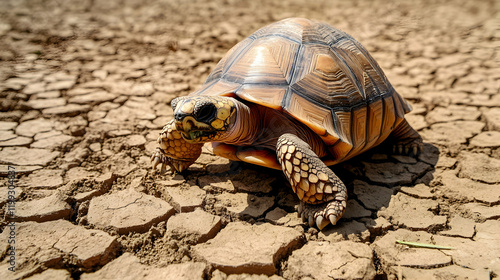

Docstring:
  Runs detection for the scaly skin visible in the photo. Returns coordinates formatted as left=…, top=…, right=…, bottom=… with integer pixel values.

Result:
left=151, top=119, right=203, bottom=173
left=276, top=133, right=347, bottom=230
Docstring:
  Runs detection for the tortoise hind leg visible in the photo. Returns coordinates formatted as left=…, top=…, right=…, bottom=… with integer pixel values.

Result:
left=276, top=134, right=347, bottom=230
left=391, top=119, right=423, bottom=156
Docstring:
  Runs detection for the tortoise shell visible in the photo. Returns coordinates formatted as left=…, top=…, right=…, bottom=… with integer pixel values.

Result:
left=191, top=18, right=411, bottom=164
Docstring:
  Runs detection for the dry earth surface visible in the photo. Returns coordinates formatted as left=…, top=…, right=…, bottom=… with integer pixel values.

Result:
left=0, top=0, right=499, bottom=279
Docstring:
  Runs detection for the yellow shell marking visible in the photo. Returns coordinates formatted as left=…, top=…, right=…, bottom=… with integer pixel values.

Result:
left=211, top=119, right=225, bottom=129
left=217, top=108, right=230, bottom=120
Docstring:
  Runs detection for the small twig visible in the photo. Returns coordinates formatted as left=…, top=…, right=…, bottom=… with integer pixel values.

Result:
left=396, top=240, right=455, bottom=250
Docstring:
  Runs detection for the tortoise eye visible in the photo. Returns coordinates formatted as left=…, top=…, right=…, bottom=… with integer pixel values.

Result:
left=196, top=104, right=217, bottom=122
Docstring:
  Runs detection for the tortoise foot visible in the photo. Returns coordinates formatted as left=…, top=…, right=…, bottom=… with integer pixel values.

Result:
left=298, top=200, right=347, bottom=230
left=392, top=137, right=423, bottom=157
left=151, top=147, right=194, bottom=173
left=276, top=133, right=347, bottom=230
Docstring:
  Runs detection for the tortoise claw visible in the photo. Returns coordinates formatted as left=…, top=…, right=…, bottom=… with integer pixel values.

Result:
left=316, top=216, right=329, bottom=230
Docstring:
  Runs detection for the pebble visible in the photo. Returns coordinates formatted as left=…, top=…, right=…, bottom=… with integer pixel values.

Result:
left=167, top=208, right=222, bottom=244
left=87, top=188, right=175, bottom=234
left=378, top=192, right=447, bottom=230
left=283, top=241, right=375, bottom=280
left=193, top=222, right=302, bottom=275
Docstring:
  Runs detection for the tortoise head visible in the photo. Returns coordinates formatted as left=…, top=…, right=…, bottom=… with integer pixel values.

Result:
left=171, top=96, right=237, bottom=143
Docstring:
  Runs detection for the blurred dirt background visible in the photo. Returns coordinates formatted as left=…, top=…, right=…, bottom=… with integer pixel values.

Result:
left=0, top=0, right=499, bottom=279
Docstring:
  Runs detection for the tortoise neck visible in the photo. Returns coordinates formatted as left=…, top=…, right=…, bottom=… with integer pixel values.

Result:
left=218, top=99, right=259, bottom=145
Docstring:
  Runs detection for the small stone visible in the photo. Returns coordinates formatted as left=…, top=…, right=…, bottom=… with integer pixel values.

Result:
left=89, top=143, right=101, bottom=152
left=283, top=241, right=375, bottom=280
left=470, top=131, right=500, bottom=147
left=215, top=192, right=274, bottom=218
left=378, top=192, right=447, bottom=230
left=42, top=104, right=90, bottom=116
left=127, top=134, right=147, bottom=147
left=87, top=188, right=175, bottom=234
left=459, top=152, right=500, bottom=184
left=440, top=216, right=476, bottom=238
left=167, top=208, right=222, bottom=244
left=163, top=184, right=205, bottom=212
left=16, top=192, right=71, bottom=222
left=0, top=147, right=59, bottom=166
left=353, top=180, right=393, bottom=210
left=26, top=98, right=66, bottom=109
left=193, top=222, right=302, bottom=275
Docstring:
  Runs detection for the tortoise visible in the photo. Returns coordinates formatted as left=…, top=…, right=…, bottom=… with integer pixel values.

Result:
left=151, top=18, right=422, bottom=229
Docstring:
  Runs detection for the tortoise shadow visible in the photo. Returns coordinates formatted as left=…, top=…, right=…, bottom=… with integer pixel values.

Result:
left=185, top=142, right=440, bottom=231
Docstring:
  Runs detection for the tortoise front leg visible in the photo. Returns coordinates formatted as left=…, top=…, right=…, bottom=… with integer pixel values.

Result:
left=277, top=134, right=347, bottom=230
left=151, top=119, right=203, bottom=173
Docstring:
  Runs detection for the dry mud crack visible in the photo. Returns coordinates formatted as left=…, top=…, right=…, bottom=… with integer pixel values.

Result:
left=0, top=0, right=499, bottom=279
